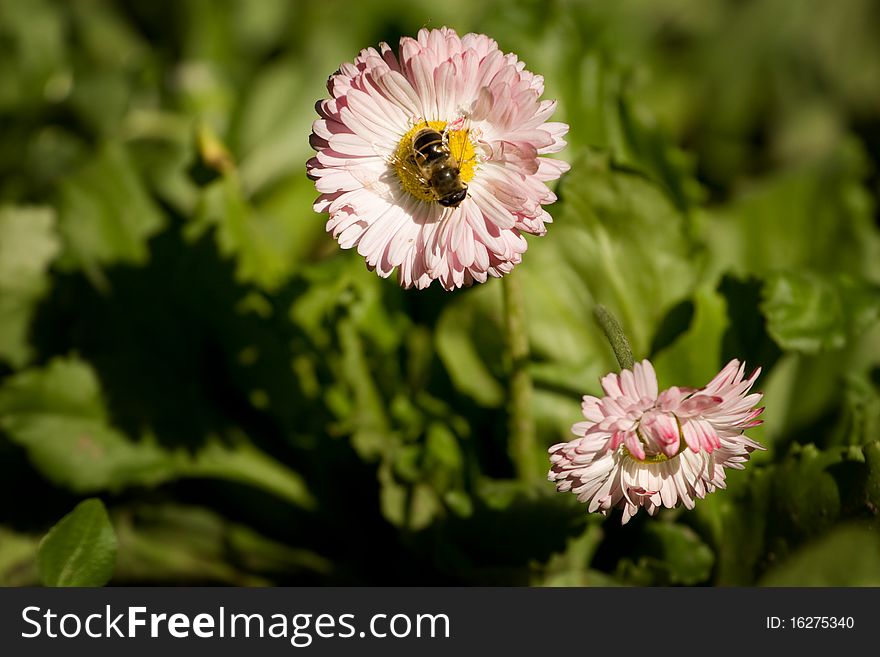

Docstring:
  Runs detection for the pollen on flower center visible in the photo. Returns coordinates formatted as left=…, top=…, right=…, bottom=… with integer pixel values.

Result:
left=622, top=446, right=671, bottom=464
left=392, top=120, right=477, bottom=203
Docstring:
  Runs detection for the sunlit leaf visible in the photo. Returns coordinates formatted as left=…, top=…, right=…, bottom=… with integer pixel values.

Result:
left=435, top=285, right=505, bottom=408
left=56, top=142, right=166, bottom=275
left=706, top=143, right=880, bottom=282
left=38, top=498, right=117, bottom=587
left=652, top=286, right=729, bottom=388
left=536, top=150, right=701, bottom=358
left=0, top=527, right=38, bottom=586
left=0, top=357, right=178, bottom=491
left=0, top=205, right=60, bottom=367
left=760, top=524, right=880, bottom=586
left=762, top=271, right=880, bottom=354
left=533, top=522, right=606, bottom=587
left=0, top=357, right=314, bottom=508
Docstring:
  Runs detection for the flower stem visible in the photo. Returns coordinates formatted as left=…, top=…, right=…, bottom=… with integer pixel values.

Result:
left=503, top=273, right=537, bottom=482
left=594, top=304, right=635, bottom=371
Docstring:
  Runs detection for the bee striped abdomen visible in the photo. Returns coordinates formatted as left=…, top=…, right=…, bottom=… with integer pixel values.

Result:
left=410, top=127, right=469, bottom=208
left=412, top=130, right=448, bottom=163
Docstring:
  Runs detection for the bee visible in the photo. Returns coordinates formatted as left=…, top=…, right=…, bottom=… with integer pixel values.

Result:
left=408, top=125, right=469, bottom=208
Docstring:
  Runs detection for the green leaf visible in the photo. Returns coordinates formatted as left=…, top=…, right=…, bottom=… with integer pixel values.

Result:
left=0, top=527, right=39, bottom=586
left=865, top=442, right=880, bottom=513
left=0, top=205, right=60, bottom=367
left=38, top=498, right=117, bottom=587
left=185, top=171, right=323, bottom=292
left=532, top=151, right=701, bottom=359
left=693, top=469, right=772, bottom=586
left=757, top=351, right=862, bottom=446
left=829, top=374, right=880, bottom=447
left=236, top=57, right=322, bottom=194
left=56, top=142, right=166, bottom=275
left=533, top=522, right=606, bottom=586
left=0, top=357, right=314, bottom=508
left=615, top=92, right=704, bottom=212
left=761, top=271, right=880, bottom=353
left=435, top=285, right=505, bottom=408
left=378, top=460, right=442, bottom=531
left=532, top=387, right=583, bottom=448
left=0, top=357, right=182, bottom=491
left=652, top=286, right=729, bottom=388
left=617, top=522, right=715, bottom=585
left=0, top=0, right=66, bottom=111
left=181, top=436, right=315, bottom=510
left=769, top=444, right=842, bottom=542
left=113, top=504, right=330, bottom=585
left=759, top=524, right=880, bottom=586
left=706, top=143, right=880, bottom=281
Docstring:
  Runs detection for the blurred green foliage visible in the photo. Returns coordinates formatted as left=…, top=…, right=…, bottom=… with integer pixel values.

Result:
left=1, top=0, right=880, bottom=586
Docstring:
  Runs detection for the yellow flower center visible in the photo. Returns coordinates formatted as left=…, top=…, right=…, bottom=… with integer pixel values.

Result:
left=392, top=120, right=477, bottom=203
left=623, top=447, right=671, bottom=464
left=624, top=419, right=689, bottom=464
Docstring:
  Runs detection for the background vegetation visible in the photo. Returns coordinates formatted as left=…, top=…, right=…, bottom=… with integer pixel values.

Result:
left=2, top=0, right=880, bottom=586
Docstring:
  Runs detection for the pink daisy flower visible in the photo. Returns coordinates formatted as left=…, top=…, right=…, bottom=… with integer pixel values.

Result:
left=307, top=27, right=569, bottom=290
left=548, top=359, right=765, bottom=524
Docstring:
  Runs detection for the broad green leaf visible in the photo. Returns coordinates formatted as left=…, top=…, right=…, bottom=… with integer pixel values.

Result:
left=0, top=0, right=66, bottom=111
left=236, top=58, right=321, bottom=194
left=0, top=357, right=314, bottom=508
left=186, top=161, right=324, bottom=292
left=435, top=285, right=505, bottom=408
left=0, top=527, right=38, bottom=586
left=760, top=524, right=880, bottom=586
left=865, top=442, right=880, bottom=512
left=706, top=143, right=880, bottom=281
left=767, top=441, right=880, bottom=545
left=0, top=357, right=177, bottom=491
left=648, top=522, right=716, bottom=585
left=769, top=444, right=842, bottom=542
left=617, top=522, right=715, bottom=586
left=758, top=351, right=866, bottom=446
left=693, top=469, right=772, bottom=586
left=64, top=0, right=147, bottom=138
left=378, top=460, right=442, bottom=532
left=716, top=275, right=783, bottom=377
left=533, top=151, right=701, bottom=359
left=424, top=423, right=464, bottom=483
left=38, top=498, right=117, bottom=587
left=615, top=93, right=704, bottom=212
left=533, top=521, right=606, bottom=587
left=0, top=205, right=60, bottom=367
left=533, top=387, right=583, bottom=449
left=696, top=444, right=880, bottom=586
left=652, top=286, right=729, bottom=388
left=761, top=271, right=880, bottom=353
left=113, top=504, right=330, bottom=585
left=829, top=374, right=880, bottom=447
left=181, top=436, right=315, bottom=510
left=188, top=176, right=288, bottom=291
left=56, top=142, right=166, bottom=274
left=337, top=317, right=393, bottom=461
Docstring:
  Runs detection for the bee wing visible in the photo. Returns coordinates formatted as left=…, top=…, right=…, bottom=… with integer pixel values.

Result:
left=448, top=116, right=476, bottom=168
